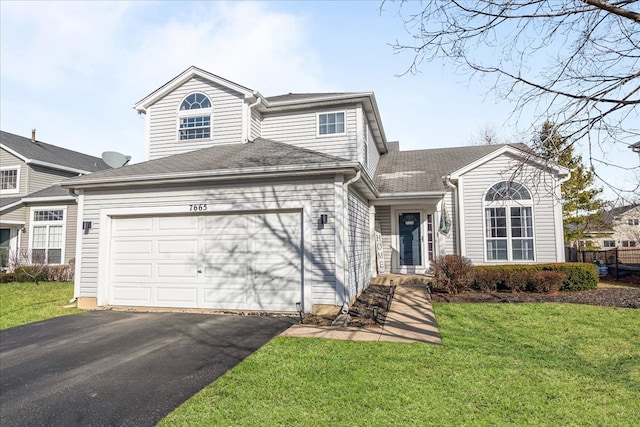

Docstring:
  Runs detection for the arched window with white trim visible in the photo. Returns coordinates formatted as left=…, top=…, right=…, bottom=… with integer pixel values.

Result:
left=178, top=93, right=212, bottom=140
left=484, top=181, right=535, bottom=261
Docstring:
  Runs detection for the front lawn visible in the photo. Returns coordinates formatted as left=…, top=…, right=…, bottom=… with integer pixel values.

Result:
left=161, top=303, right=640, bottom=426
left=0, top=281, right=82, bottom=329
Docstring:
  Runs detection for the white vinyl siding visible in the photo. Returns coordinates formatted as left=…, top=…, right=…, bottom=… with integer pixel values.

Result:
left=459, top=154, right=561, bottom=264
left=28, top=165, right=76, bottom=193
left=77, top=180, right=338, bottom=308
left=261, top=107, right=358, bottom=161
left=375, top=205, right=392, bottom=273
left=362, top=122, right=380, bottom=179
left=146, top=76, right=244, bottom=160
left=250, top=108, right=262, bottom=140
left=347, top=190, right=370, bottom=301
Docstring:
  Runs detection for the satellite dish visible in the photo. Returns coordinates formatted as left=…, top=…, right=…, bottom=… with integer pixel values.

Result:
left=102, top=151, right=131, bottom=168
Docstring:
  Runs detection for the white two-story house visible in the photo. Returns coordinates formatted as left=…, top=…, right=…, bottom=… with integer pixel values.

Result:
left=64, top=66, right=568, bottom=313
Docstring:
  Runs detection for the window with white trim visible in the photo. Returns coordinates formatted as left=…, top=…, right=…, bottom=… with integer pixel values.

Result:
left=603, top=240, right=616, bottom=248
left=0, top=167, right=20, bottom=194
left=621, top=240, right=637, bottom=247
left=30, top=208, right=65, bottom=264
left=628, top=218, right=639, bottom=226
left=484, top=181, right=535, bottom=261
left=178, top=93, right=212, bottom=140
left=318, top=112, right=345, bottom=135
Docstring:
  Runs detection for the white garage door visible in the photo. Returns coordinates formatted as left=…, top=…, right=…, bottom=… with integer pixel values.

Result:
left=108, top=211, right=302, bottom=311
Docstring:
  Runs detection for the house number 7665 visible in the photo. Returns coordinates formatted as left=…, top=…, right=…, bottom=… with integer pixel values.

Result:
left=189, top=204, right=207, bottom=212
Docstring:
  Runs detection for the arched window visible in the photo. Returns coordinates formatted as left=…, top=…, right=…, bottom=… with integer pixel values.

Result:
left=484, top=181, right=535, bottom=261
left=178, top=93, right=211, bottom=140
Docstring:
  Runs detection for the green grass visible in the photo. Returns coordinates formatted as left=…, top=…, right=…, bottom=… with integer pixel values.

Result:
left=160, top=303, right=640, bottom=426
left=0, top=281, right=83, bottom=329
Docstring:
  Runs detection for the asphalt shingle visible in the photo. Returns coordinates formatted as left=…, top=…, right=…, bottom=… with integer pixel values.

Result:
left=1, top=131, right=110, bottom=173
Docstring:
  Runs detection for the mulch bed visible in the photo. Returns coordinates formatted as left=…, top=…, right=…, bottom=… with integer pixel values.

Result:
left=431, top=287, right=640, bottom=308
left=301, top=284, right=639, bottom=327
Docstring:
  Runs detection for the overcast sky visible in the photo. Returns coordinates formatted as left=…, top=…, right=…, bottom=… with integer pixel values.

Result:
left=1, top=1, right=637, bottom=201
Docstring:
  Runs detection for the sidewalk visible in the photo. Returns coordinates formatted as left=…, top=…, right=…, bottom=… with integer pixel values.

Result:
left=280, top=285, right=441, bottom=344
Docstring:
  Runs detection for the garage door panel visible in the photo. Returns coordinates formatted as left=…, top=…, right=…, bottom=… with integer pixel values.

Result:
left=157, top=263, right=198, bottom=278
left=252, top=237, right=300, bottom=253
left=158, top=216, right=199, bottom=231
left=111, top=240, right=153, bottom=256
left=203, top=240, right=247, bottom=254
left=204, top=215, right=249, bottom=231
left=111, top=262, right=153, bottom=278
left=253, top=212, right=300, bottom=231
left=158, top=239, right=198, bottom=255
left=157, top=287, right=198, bottom=303
left=203, top=263, right=247, bottom=278
left=111, top=285, right=152, bottom=302
left=251, top=290, right=299, bottom=310
left=112, top=218, right=153, bottom=235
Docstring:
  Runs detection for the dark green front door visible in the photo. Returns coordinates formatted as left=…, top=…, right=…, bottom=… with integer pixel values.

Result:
left=0, top=228, right=11, bottom=269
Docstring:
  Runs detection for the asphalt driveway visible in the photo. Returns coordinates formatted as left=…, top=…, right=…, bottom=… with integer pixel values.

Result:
left=0, top=311, right=296, bottom=427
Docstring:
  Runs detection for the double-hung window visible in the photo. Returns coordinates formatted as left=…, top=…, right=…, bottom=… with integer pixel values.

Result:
left=484, top=181, right=535, bottom=261
left=0, top=167, right=20, bottom=194
left=318, top=111, right=345, bottom=135
left=30, top=208, right=65, bottom=264
left=178, top=93, right=212, bottom=140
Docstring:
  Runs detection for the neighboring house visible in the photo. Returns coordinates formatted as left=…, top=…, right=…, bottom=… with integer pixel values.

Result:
left=63, top=66, right=569, bottom=313
left=583, top=204, right=640, bottom=249
left=0, top=131, right=110, bottom=270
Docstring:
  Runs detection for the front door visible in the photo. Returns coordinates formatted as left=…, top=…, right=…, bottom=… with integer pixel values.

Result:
left=399, top=213, right=421, bottom=266
left=0, top=228, right=11, bottom=270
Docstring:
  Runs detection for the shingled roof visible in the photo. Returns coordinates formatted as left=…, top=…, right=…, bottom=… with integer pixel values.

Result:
left=1, top=131, right=110, bottom=173
left=374, top=144, right=521, bottom=193
left=265, top=93, right=360, bottom=103
left=64, top=138, right=355, bottom=186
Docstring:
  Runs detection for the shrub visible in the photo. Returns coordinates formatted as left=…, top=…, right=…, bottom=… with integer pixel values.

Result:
left=531, top=271, right=566, bottom=293
left=503, top=270, right=535, bottom=292
left=473, top=268, right=501, bottom=292
left=473, top=263, right=597, bottom=293
left=44, top=264, right=74, bottom=281
left=0, top=272, right=16, bottom=283
left=542, top=263, right=598, bottom=291
left=10, top=263, right=74, bottom=283
left=432, top=255, right=475, bottom=294
left=13, top=266, right=48, bottom=283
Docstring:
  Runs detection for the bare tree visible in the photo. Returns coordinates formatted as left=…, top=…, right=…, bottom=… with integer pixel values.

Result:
left=387, top=0, right=640, bottom=196
left=9, top=249, right=47, bottom=284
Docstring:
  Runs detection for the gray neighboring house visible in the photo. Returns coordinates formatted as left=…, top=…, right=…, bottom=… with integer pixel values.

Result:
left=63, top=66, right=569, bottom=313
left=0, top=130, right=110, bottom=270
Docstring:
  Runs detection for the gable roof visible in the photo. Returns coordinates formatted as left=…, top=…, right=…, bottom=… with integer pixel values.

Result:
left=63, top=138, right=358, bottom=189
left=1, top=131, right=110, bottom=174
left=134, top=66, right=256, bottom=112
left=603, top=204, right=640, bottom=223
left=373, top=144, right=560, bottom=194
left=0, top=185, right=75, bottom=211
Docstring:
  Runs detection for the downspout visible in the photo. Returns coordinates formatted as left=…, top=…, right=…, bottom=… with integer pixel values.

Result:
left=444, top=176, right=460, bottom=257
left=341, top=170, right=361, bottom=313
left=245, top=94, right=262, bottom=142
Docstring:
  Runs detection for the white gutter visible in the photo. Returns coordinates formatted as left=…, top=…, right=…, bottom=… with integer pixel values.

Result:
left=245, top=95, right=262, bottom=142
left=0, top=200, right=24, bottom=212
left=20, top=195, right=76, bottom=203
left=26, top=159, right=93, bottom=175
left=341, top=170, right=362, bottom=310
left=62, top=162, right=360, bottom=189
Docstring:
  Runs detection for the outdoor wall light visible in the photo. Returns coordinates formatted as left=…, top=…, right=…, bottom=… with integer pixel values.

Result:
left=320, top=214, right=328, bottom=224
left=82, top=221, right=92, bottom=231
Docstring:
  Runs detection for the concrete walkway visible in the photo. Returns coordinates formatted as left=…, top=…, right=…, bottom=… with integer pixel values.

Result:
left=281, top=285, right=441, bottom=344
